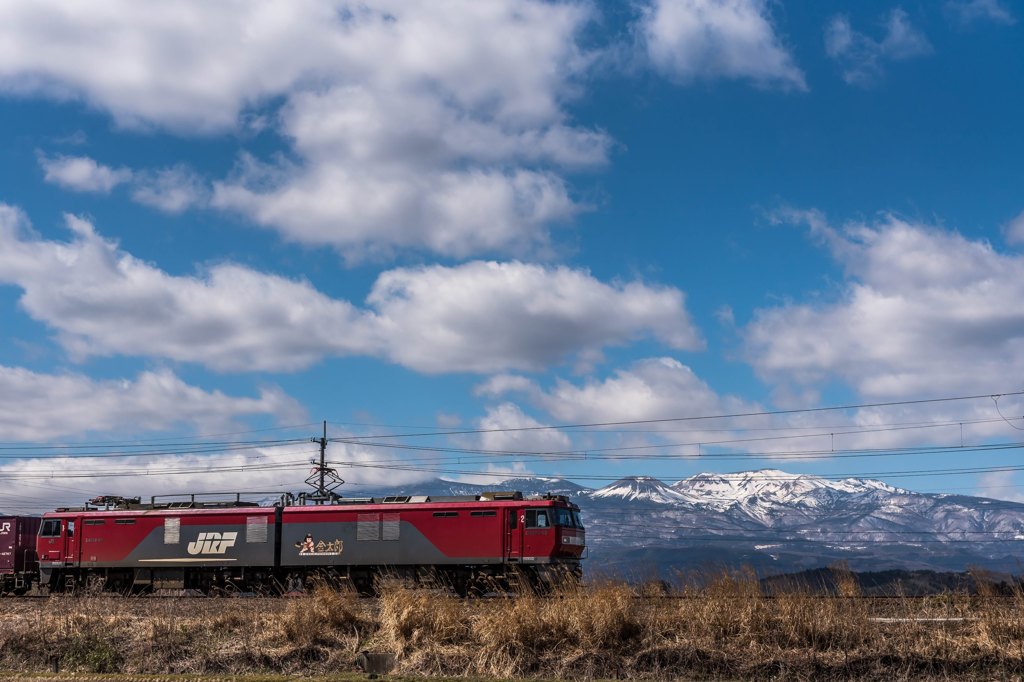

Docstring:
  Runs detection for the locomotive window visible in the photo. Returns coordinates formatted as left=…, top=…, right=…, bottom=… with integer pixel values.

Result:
left=510, top=513, right=518, bottom=529
left=470, top=510, right=496, bottom=517
left=114, top=519, right=136, bottom=525
left=554, top=508, right=576, bottom=527
left=525, top=510, right=550, bottom=528
left=66, top=521, right=74, bottom=537
left=41, top=520, right=61, bottom=537
left=84, top=519, right=105, bottom=526
left=572, top=511, right=583, bottom=528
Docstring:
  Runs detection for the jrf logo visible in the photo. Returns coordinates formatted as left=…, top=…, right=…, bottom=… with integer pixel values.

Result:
left=0, top=522, right=10, bottom=533
left=187, top=532, right=238, bottom=555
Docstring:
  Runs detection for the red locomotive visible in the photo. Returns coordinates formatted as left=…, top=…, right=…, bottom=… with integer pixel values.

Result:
left=35, top=491, right=585, bottom=594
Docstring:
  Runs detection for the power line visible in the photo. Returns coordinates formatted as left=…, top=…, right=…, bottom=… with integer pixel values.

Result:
left=332, top=390, right=1024, bottom=441
left=324, top=459, right=1024, bottom=483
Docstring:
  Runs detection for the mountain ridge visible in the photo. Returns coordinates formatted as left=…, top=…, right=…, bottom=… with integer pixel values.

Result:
left=372, top=469, right=1024, bottom=575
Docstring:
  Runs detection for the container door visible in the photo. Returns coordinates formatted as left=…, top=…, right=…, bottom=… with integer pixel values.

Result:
left=505, top=508, right=522, bottom=562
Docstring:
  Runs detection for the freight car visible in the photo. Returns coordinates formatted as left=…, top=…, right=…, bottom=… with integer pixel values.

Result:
left=1, top=516, right=40, bottom=595
left=36, top=491, right=585, bottom=595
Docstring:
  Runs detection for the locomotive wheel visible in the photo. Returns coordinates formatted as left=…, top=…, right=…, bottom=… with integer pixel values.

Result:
left=85, top=574, right=107, bottom=594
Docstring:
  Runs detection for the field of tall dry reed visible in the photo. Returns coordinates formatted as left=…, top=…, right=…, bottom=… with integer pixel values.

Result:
left=2, top=569, right=1024, bottom=680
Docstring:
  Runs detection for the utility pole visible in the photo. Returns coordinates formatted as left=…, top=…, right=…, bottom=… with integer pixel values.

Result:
left=316, top=420, right=327, bottom=498
left=305, top=419, right=342, bottom=504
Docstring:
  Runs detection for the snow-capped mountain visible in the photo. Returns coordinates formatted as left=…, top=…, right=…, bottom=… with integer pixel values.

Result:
left=671, top=469, right=903, bottom=511
left=368, top=470, right=1024, bottom=575
left=591, top=476, right=687, bottom=504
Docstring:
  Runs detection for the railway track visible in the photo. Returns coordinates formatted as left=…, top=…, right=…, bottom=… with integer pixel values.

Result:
left=5, top=590, right=1023, bottom=602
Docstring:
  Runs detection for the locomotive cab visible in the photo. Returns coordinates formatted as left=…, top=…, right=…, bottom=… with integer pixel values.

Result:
left=506, top=496, right=585, bottom=581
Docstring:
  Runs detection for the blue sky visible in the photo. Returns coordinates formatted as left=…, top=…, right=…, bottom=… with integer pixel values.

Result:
left=1, top=0, right=1023, bottom=509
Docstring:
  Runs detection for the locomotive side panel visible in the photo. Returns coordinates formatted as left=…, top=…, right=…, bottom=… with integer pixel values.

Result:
left=43, top=509, right=276, bottom=569
left=281, top=503, right=506, bottom=568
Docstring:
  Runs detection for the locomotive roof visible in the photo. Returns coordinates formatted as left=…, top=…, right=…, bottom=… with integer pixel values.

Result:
left=50, top=491, right=578, bottom=513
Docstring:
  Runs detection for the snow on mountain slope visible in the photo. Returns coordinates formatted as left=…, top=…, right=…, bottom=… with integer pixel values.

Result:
left=590, top=476, right=688, bottom=504
left=671, top=469, right=903, bottom=512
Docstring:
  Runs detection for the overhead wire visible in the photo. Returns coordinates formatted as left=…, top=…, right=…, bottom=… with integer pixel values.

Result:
left=331, top=390, right=1024, bottom=441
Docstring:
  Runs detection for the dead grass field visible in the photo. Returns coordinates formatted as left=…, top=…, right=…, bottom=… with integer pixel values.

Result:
left=2, top=570, right=1024, bottom=680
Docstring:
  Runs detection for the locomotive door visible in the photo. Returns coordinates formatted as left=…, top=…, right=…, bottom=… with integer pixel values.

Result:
left=505, top=509, right=522, bottom=562
left=522, top=509, right=552, bottom=559
left=62, top=519, right=77, bottom=565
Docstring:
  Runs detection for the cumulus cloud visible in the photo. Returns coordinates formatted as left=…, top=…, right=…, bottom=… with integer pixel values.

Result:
left=0, top=205, right=700, bottom=374
left=0, top=0, right=345, bottom=132
left=480, top=357, right=1024, bottom=458
left=640, top=0, right=806, bottom=90
left=478, top=403, right=572, bottom=455
left=0, top=0, right=592, bottom=132
left=0, top=365, right=302, bottom=441
left=945, top=0, right=1016, bottom=26
left=1004, top=210, right=1024, bottom=246
left=0, top=440, right=435, bottom=514
left=131, top=165, right=209, bottom=214
left=532, top=357, right=758, bottom=427
left=976, top=471, right=1024, bottom=503
left=38, top=153, right=132, bottom=193
left=38, top=153, right=209, bottom=214
left=1, top=1, right=607, bottom=259
left=367, top=261, right=701, bottom=373
left=210, top=60, right=607, bottom=259
left=480, top=357, right=766, bottom=453
left=745, top=210, right=1024, bottom=403
left=825, top=9, right=932, bottom=86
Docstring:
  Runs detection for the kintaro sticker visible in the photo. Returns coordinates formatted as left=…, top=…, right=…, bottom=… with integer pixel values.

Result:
left=294, top=533, right=344, bottom=556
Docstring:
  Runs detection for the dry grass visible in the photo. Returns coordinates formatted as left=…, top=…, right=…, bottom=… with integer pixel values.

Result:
left=3, top=570, right=1024, bottom=680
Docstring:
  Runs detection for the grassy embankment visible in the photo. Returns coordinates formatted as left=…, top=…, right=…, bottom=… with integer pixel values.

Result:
left=2, top=570, right=1024, bottom=680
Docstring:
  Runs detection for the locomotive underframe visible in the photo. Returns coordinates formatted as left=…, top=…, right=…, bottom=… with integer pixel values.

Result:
left=41, top=560, right=581, bottom=596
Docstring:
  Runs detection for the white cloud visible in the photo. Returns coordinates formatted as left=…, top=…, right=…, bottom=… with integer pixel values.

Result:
left=0, top=205, right=700, bottom=374
left=0, top=440, right=434, bottom=514
left=531, top=357, right=758, bottom=428
left=745, top=210, right=1024, bottom=401
left=211, top=61, right=607, bottom=259
left=479, top=357, right=1023, bottom=458
left=945, top=0, right=1016, bottom=26
left=1004, top=209, right=1024, bottom=246
left=131, top=165, right=209, bottom=214
left=480, top=357, right=765, bottom=448
left=0, top=365, right=302, bottom=441
left=0, top=0, right=343, bottom=132
left=976, top=471, right=1024, bottom=503
left=38, top=153, right=132, bottom=193
left=476, top=374, right=538, bottom=397
left=641, top=0, right=806, bottom=90
left=0, top=0, right=593, bottom=132
left=2, top=1, right=607, bottom=260
left=479, top=403, right=572, bottom=455
left=825, top=9, right=932, bottom=86
left=39, top=152, right=210, bottom=213
left=367, top=261, right=702, bottom=373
